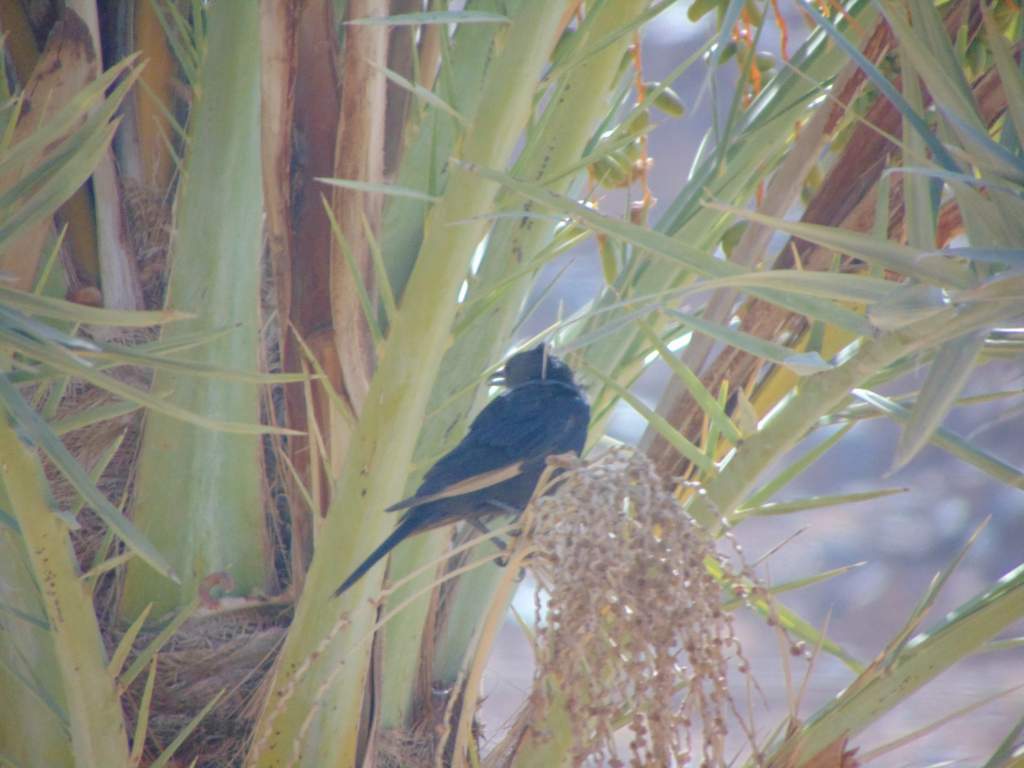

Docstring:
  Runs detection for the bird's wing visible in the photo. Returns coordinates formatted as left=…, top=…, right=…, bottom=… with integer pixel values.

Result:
left=384, top=462, right=524, bottom=512
left=387, top=383, right=588, bottom=511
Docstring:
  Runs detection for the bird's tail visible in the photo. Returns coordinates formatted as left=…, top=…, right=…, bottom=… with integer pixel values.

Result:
left=332, top=516, right=420, bottom=598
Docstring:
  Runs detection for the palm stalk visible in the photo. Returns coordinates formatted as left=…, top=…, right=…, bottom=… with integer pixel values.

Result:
left=119, top=1, right=269, bottom=618
left=0, top=412, right=130, bottom=767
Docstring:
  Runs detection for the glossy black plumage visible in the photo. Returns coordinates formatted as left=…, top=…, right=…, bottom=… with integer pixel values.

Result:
left=332, top=344, right=589, bottom=597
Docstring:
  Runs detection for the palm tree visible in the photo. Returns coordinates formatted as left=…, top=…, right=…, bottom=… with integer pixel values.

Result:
left=0, top=1, right=1021, bottom=766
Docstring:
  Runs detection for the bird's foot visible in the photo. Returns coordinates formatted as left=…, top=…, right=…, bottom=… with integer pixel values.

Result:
left=483, top=499, right=520, bottom=515
left=495, top=558, right=527, bottom=583
left=469, top=519, right=508, bottom=550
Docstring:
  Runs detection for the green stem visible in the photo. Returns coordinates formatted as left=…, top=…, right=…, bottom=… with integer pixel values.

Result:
left=766, top=562, right=1024, bottom=765
left=0, top=414, right=130, bottom=768
left=119, top=1, right=267, bottom=618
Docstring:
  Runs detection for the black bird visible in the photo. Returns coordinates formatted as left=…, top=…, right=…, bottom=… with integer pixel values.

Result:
left=332, top=344, right=589, bottom=597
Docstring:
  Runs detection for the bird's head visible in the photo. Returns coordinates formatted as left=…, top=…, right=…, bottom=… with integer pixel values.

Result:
left=491, top=343, right=576, bottom=388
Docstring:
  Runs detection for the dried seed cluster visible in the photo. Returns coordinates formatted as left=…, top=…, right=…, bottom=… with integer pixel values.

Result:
left=528, top=448, right=761, bottom=767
